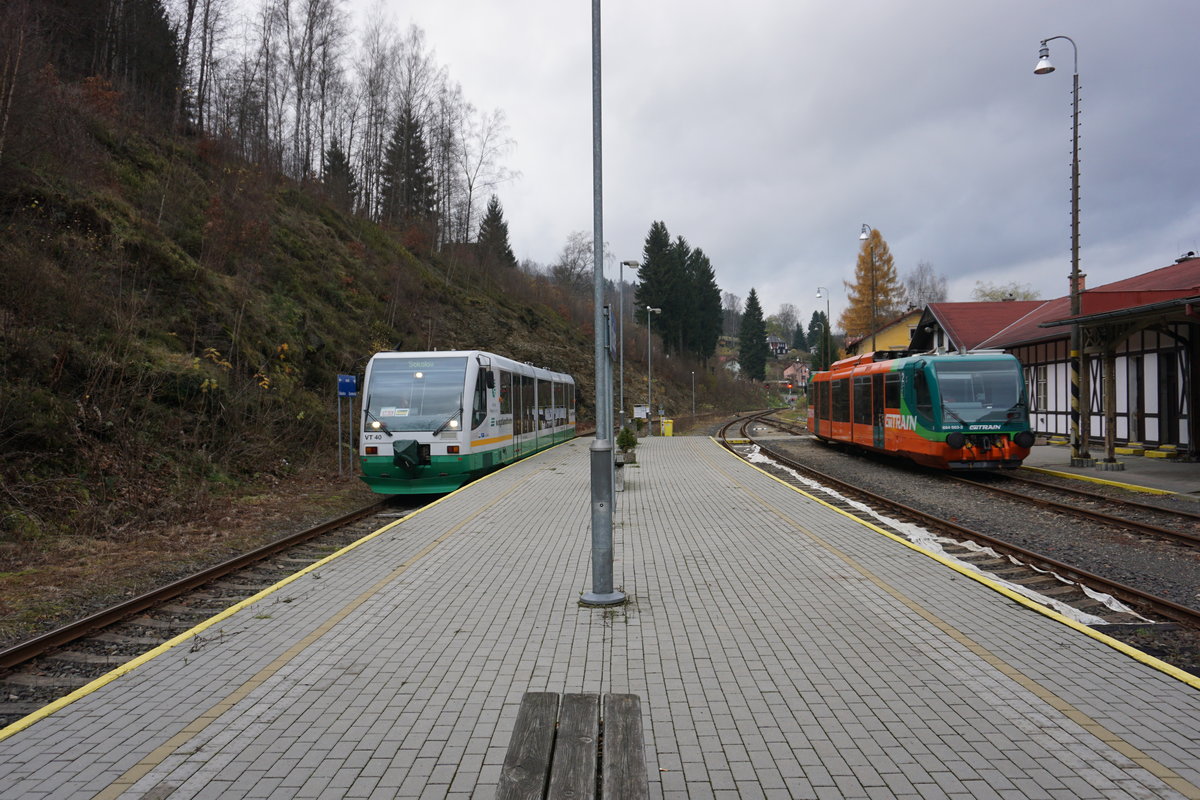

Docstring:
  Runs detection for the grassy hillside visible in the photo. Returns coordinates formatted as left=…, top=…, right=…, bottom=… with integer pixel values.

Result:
left=0, top=92, right=764, bottom=576
left=0, top=99, right=599, bottom=554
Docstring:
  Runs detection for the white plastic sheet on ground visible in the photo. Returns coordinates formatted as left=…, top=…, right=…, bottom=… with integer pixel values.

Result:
left=744, top=445, right=1147, bottom=627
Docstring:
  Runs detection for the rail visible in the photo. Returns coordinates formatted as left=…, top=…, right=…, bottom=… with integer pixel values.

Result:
left=0, top=499, right=390, bottom=670
left=719, top=415, right=1200, bottom=630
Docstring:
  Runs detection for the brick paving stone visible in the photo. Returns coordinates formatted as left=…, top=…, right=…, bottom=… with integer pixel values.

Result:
left=0, top=438, right=1198, bottom=799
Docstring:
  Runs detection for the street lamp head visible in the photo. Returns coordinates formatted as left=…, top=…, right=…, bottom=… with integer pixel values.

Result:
left=648, top=306, right=662, bottom=314
left=859, top=224, right=871, bottom=241
left=621, top=260, right=639, bottom=267
left=1034, top=42, right=1055, bottom=74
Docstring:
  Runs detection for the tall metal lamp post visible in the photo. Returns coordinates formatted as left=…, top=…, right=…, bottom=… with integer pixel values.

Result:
left=691, top=370, right=695, bottom=416
left=581, top=0, right=623, bottom=607
left=858, top=224, right=877, bottom=352
left=646, top=306, right=661, bottom=435
left=1035, top=35, right=1092, bottom=466
left=620, top=260, right=638, bottom=432
left=815, top=287, right=830, bottom=370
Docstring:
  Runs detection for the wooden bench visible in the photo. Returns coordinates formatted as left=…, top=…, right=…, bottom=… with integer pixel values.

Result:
left=496, top=692, right=647, bottom=800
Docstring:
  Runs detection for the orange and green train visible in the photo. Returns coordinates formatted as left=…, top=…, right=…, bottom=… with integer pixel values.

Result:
left=808, top=350, right=1034, bottom=469
left=358, top=350, right=576, bottom=494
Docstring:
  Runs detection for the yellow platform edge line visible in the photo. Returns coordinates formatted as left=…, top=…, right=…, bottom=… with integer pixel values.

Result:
left=1020, top=465, right=1175, bottom=495
left=0, top=437, right=579, bottom=743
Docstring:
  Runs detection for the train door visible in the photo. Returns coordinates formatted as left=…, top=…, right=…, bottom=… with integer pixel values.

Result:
left=884, top=372, right=901, bottom=448
left=872, top=373, right=885, bottom=448
left=513, top=373, right=524, bottom=455
left=852, top=375, right=870, bottom=444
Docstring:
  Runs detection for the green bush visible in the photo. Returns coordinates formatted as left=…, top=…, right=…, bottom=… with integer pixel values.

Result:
left=617, top=427, right=637, bottom=452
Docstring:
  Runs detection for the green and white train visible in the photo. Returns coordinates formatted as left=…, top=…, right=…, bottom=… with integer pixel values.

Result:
left=358, top=350, right=577, bottom=494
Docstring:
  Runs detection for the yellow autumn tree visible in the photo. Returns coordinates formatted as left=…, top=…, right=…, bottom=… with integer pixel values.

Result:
left=838, top=228, right=905, bottom=347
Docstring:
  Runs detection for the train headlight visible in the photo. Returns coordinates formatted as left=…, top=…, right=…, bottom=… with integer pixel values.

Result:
left=1014, top=431, right=1035, bottom=449
left=449, top=419, right=459, bottom=429
left=945, top=432, right=966, bottom=449
left=371, top=420, right=381, bottom=430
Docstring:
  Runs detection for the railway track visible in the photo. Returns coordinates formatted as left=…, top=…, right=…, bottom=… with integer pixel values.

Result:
left=0, top=499, right=406, bottom=727
left=719, top=412, right=1200, bottom=632
left=950, top=471, right=1200, bottom=548
left=758, top=412, right=1200, bottom=550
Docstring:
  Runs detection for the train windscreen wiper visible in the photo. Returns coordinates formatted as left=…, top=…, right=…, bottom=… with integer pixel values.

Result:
left=941, top=403, right=967, bottom=425
left=432, top=406, right=463, bottom=436
left=363, top=397, right=394, bottom=437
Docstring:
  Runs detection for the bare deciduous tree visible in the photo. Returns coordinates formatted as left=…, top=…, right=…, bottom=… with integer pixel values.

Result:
left=551, top=231, right=594, bottom=291
left=455, top=105, right=513, bottom=243
left=902, top=260, right=948, bottom=309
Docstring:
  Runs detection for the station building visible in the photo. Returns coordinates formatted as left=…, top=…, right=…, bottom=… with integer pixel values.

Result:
left=904, top=252, right=1200, bottom=462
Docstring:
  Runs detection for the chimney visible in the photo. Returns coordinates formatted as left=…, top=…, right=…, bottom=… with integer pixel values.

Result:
left=1070, top=273, right=1087, bottom=294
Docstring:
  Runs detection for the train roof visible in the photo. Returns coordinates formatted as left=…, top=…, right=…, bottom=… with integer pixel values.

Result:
left=367, top=350, right=574, bottom=382
left=822, top=349, right=1019, bottom=374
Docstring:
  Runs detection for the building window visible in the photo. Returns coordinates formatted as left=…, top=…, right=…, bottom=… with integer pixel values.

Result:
left=1035, top=365, right=1047, bottom=411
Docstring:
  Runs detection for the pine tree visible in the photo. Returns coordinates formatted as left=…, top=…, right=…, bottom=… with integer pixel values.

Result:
left=477, top=195, right=517, bottom=268
left=634, top=221, right=675, bottom=329
left=662, top=236, right=691, bottom=354
left=380, top=103, right=435, bottom=227
left=808, top=311, right=833, bottom=370
left=322, top=138, right=358, bottom=213
left=738, top=289, right=769, bottom=381
left=838, top=228, right=904, bottom=347
left=686, top=247, right=722, bottom=363
left=792, top=323, right=807, bottom=352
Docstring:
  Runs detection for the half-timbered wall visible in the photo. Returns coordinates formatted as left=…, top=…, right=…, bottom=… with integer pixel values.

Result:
left=1011, top=325, right=1191, bottom=447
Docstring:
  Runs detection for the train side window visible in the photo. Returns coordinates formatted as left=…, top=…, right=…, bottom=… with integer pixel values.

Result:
left=538, top=378, right=551, bottom=429
left=853, top=376, right=871, bottom=424
left=914, top=368, right=934, bottom=420
left=472, top=368, right=488, bottom=429
left=813, top=382, right=823, bottom=421
left=499, top=370, right=513, bottom=415
left=822, top=382, right=831, bottom=420
left=884, top=373, right=900, bottom=409
left=833, top=379, right=849, bottom=422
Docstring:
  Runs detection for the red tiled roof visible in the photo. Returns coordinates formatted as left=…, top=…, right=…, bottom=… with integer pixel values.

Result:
left=975, top=255, right=1200, bottom=348
left=1077, top=256, right=1200, bottom=315
left=926, top=301, right=1045, bottom=350
left=975, top=297, right=1070, bottom=348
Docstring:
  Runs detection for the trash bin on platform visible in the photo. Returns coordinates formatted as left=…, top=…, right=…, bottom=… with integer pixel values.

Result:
left=663, top=419, right=674, bottom=436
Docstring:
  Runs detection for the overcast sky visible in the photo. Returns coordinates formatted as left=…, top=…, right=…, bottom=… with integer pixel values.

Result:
left=343, top=0, right=1200, bottom=325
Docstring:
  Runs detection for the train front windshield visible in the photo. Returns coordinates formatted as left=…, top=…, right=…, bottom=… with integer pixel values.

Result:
left=365, top=357, right=466, bottom=432
left=932, top=360, right=1025, bottom=425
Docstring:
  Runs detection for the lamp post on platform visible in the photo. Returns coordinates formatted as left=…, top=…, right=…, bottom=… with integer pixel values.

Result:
left=581, top=0, right=624, bottom=607
left=815, top=287, right=830, bottom=370
left=620, top=260, right=638, bottom=432
left=1034, top=35, right=1092, bottom=466
left=858, top=224, right=877, bottom=353
left=647, top=306, right=661, bottom=435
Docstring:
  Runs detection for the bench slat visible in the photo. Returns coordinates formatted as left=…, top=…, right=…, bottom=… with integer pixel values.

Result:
left=497, top=692, right=560, bottom=800
left=602, top=694, right=648, bottom=800
left=547, top=693, right=599, bottom=799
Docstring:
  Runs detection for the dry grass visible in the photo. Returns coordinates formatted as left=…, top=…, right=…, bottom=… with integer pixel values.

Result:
left=0, top=469, right=376, bottom=648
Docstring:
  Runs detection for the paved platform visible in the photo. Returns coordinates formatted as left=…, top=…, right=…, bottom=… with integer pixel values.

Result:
left=1022, top=444, right=1200, bottom=497
left=1, top=437, right=1198, bottom=799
